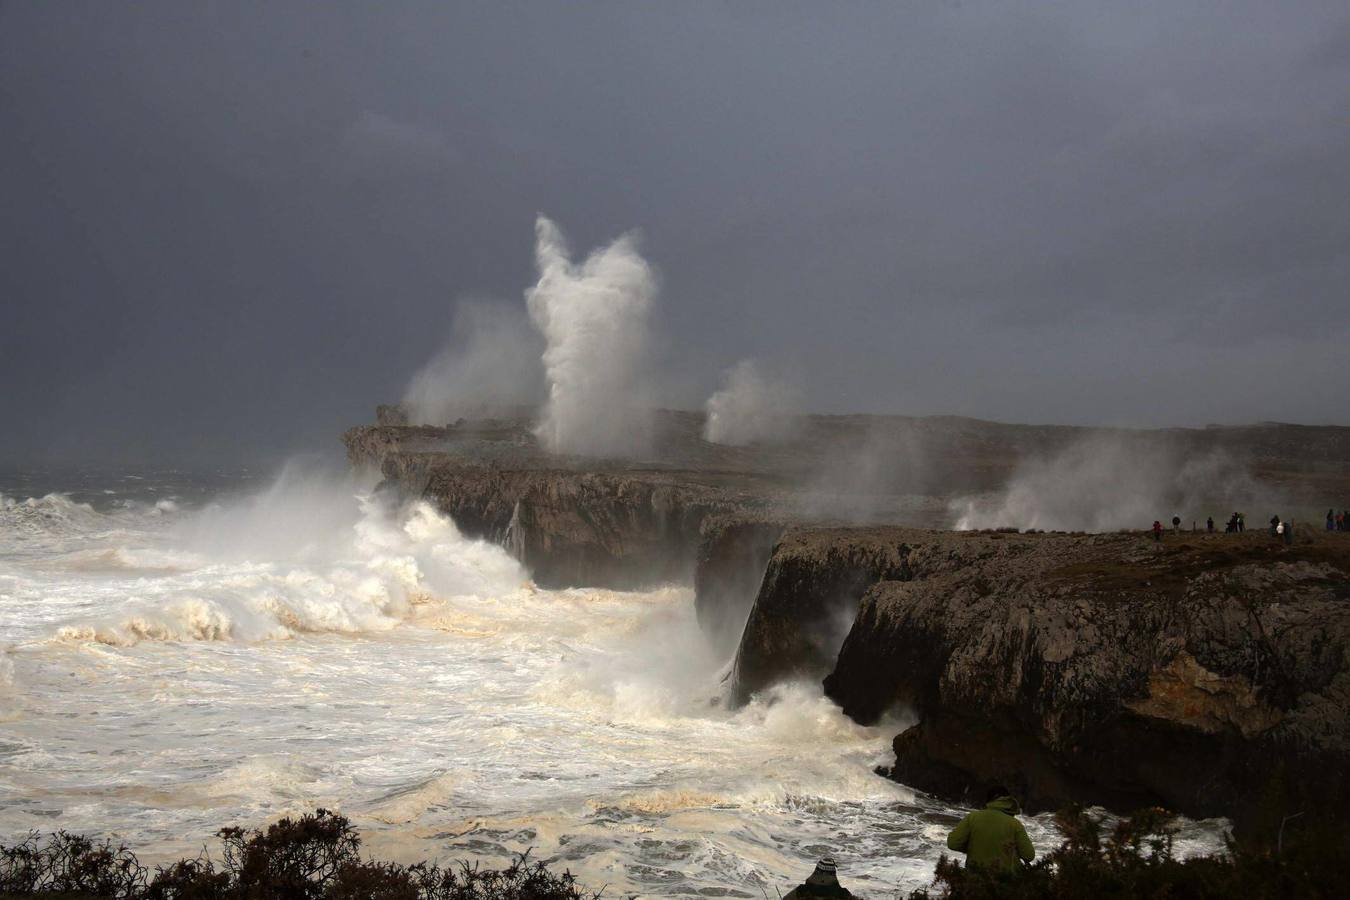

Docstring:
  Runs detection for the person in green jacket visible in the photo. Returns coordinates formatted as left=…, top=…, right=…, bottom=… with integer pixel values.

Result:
left=946, top=785, right=1036, bottom=872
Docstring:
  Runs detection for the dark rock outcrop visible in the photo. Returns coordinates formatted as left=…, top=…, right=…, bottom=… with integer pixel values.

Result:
left=424, top=465, right=762, bottom=588
left=819, top=529, right=1350, bottom=829
left=731, top=528, right=915, bottom=703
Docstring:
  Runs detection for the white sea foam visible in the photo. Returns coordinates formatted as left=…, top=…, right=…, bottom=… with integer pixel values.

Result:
left=0, top=470, right=1230, bottom=895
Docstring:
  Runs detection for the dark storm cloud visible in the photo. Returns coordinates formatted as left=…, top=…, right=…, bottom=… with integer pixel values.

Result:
left=2, top=1, right=1347, bottom=465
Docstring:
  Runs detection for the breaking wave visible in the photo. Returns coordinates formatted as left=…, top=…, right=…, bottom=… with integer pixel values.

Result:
left=44, top=486, right=528, bottom=647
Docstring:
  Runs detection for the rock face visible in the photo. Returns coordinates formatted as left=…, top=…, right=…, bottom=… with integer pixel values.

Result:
left=731, top=528, right=914, bottom=703
left=424, top=466, right=759, bottom=588
left=343, top=413, right=784, bottom=589
left=817, top=529, right=1350, bottom=829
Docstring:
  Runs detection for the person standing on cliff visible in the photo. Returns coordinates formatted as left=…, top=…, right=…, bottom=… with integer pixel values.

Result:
left=946, top=785, right=1036, bottom=872
left=1152, top=520, right=1163, bottom=542
left=782, top=857, right=854, bottom=899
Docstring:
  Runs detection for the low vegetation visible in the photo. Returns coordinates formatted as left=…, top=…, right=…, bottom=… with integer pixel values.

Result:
left=1, top=805, right=1341, bottom=899
left=0, top=809, right=592, bottom=900
left=907, top=805, right=1340, bottom=900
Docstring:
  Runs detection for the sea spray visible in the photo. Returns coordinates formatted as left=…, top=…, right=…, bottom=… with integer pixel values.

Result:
left=703, top=359, right=801, bottom=446
left=39, top=470, right=529, bottom=646
left=526, top=216, right=657, bottom=457
left=402, top=301, right=544, bottom=426
left=950, top=434, right=1268, bottom=532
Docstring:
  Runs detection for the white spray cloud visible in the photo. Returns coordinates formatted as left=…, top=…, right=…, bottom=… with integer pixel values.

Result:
left=703, top=359, right=801, bottom=446
left=950, top=434, right=1265, bottom=532
left=796, top=423, right=932, bottom=524
left=402, top=300, right=544, bottom=425
left=54, top=466, right=530, bottom=646
left=526, top=216, right=657, bottom=457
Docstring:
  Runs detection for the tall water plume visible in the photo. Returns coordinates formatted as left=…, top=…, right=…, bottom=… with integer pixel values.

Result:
left=526, top=216, right=657, bottom=457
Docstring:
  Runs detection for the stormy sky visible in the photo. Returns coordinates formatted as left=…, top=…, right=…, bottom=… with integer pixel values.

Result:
left=3, top=1, right=1348, bottom=466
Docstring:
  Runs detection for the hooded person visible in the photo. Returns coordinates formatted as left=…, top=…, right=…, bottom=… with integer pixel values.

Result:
left=946, top=786, right=1036, bottom=873
left=783, top=857, right=854, bottom=899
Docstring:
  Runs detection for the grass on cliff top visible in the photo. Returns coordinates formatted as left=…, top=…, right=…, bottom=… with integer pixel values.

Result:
left=3, top=806, right=1345, bottom=900
left=1049, top=529, right=1350, bottom=598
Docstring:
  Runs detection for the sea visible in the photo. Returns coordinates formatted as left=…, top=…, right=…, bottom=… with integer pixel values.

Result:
left=0, top=464, right=1227, bottom=896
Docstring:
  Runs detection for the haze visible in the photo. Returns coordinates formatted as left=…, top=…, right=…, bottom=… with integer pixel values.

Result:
left=3, top=1, right=1348, bottom=466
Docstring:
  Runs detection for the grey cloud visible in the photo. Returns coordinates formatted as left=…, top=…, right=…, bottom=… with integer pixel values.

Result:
left=333, top=112, right=455, bottom=180
left=1, top=0, right=1347, bottom=467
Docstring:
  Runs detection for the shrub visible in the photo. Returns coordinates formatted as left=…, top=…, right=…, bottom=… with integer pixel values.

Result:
left=907, top=805, right=1344, bottom=900
left=1, top=810, right=590, bottom=900
left=0, top=830, right=145, bottom=899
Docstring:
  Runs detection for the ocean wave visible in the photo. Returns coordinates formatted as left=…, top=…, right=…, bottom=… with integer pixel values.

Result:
left=0, top=492, right=110, bottom=538
left=46, top=492, right=528, bottom=646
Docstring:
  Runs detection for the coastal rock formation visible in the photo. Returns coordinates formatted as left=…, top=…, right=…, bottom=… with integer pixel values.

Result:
left=344, top=414, right=782, bottom=588
left=817, top=529, right=1350, bottom=828
left=730, top=528, right=914, bottom=704
left=342, top=407, right=1350, bottom=826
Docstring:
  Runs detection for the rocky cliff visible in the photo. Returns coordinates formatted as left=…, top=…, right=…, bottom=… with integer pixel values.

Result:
left=344, top=413, right=787, bottom=588
left=804, top=528, right=1350, bottom=829
left=729, top=528, right=914, bottom=704
left=343, top=406, right=1350, bottom=827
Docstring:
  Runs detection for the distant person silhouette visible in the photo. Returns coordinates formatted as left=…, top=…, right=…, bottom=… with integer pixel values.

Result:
left=946, top=785, right=1036, bottom=872
left=783, top=857, right=854, bottom=900
left=1152, top=520, right=1163, bottom=542
left=1207, top=516, right=1215, bottom=533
